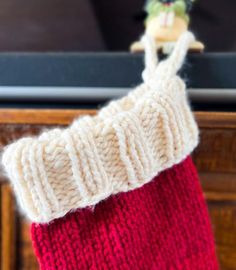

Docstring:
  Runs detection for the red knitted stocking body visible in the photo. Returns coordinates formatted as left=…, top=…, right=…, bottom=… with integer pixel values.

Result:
left=31, top=157, right=218, bottom=270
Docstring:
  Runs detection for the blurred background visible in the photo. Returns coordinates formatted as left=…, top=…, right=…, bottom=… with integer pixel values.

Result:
left=0, top=0, right=234, bottom=52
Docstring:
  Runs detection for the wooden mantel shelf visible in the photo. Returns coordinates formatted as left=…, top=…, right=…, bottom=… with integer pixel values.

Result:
left=0, top=109, right=235, bottom=128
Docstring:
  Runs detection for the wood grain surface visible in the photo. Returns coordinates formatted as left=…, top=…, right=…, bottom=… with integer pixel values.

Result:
left=0, top=109, right=234, bottom=126
left=0, top=110, right=235, bottom=270
left=1, top=184, right=16, bottom=270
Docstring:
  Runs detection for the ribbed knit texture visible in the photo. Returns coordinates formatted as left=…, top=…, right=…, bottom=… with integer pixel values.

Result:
left=31, top=157, right=218, bottom=270
left=2, top=31, right=199, bottom=223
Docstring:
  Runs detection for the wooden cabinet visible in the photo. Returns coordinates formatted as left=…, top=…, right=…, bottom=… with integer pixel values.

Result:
left=0, top=110, right=236, bottom=270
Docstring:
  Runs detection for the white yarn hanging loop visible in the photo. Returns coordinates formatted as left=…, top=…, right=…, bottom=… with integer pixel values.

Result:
left=157, top=31, right=195, bottom=77
left=141, top=31, right=195, bottom=89
left=141, top=34, right=158, bottom=84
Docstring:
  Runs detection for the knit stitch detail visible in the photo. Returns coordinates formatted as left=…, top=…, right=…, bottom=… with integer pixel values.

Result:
left=2, top=31, right=199, bottom=223
left=31, top=157, right=218, bottom=270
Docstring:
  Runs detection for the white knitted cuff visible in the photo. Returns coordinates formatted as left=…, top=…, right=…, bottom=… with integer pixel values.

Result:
left=2, top=32, right=199, bottom=223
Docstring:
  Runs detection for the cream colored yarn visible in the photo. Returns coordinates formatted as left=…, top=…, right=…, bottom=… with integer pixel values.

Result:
left=2, top=31, right=199, bottom=223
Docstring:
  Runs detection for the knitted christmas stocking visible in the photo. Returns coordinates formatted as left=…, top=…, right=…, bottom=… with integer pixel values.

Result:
left=2, top=32, right=218, bottom=270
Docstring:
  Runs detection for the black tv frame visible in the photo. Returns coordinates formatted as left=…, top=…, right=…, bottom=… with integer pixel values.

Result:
left=0, top=52, right=235, bottom=111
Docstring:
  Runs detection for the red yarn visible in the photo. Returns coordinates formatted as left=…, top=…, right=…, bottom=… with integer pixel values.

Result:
left=31, top=157, right=218, bottom=270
